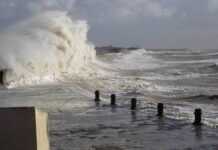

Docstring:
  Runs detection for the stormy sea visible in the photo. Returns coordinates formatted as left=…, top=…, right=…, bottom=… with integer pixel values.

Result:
left=1, top=11, right=218, bottom=150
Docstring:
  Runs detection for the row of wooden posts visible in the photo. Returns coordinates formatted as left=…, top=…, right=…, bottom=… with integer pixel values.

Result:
left=94, top=90, right=202, bottom=126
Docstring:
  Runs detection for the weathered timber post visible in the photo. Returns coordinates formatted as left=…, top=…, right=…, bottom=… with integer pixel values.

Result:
left=111, top=94, right=116, bottom=106
left=131, top=98, right=137, bottom=110
left=95, top=90, right=100, bottom=102
left=157, top=103, right=164, bottom=117
left=193, top=108, right=202, bottom=126
left=0, top=70, right=6, bottom=85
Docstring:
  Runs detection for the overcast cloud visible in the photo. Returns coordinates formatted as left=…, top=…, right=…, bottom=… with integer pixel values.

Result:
left=208, top=0, right=218, bottom=12
left=0, top=0, right=218, bottom=49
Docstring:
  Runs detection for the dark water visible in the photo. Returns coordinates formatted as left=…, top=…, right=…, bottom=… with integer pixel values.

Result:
left=1, top=48, right=218, bottom=149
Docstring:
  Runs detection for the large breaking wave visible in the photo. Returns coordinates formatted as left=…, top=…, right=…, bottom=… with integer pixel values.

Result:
left=0, top=11, right=96, bottom=88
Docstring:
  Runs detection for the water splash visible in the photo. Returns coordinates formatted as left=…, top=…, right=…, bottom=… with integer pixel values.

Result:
left=0, top=11, right=96, bottom=87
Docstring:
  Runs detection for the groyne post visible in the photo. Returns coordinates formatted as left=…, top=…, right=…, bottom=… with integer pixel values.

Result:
left=193, top=108, right=202, bottom=125
left=95, top=90, right=100, bottom=102
left=111, top=94, right=116, bottom=106
left=157, top=103, right=164, bottom=117
left=0, top=70, right=5, bottom=85
left=131, top=98, right=137, bottom=110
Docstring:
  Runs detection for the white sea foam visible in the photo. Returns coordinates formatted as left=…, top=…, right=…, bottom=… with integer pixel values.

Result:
left=0, top=11, right=96, bottom=87
left=109, top=49, right=162, bottom=70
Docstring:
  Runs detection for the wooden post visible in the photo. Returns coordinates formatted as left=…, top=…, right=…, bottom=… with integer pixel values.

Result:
left=157, top=103, right=164, bottom=117
left=95, top=90, right=100, bottom=102
left=193, top=108, right=202, bottom=125
left=0, top=70, right=5, bottom=85
left=111, top=94, right=116, bottom=106
left=131, top=98, right=137, bottom=110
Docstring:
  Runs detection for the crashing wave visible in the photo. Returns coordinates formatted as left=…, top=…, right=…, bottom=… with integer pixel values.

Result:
left=0, top=11, right=96, bottom=88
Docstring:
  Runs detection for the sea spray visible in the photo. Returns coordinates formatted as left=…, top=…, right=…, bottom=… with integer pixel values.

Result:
left=0, top=11, right=96, bottom=87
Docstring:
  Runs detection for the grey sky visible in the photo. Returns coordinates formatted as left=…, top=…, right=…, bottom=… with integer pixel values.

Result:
left=0, top=0, right=218, bottom=49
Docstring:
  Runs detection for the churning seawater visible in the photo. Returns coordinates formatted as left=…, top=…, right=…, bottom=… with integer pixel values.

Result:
left=1, top=11, right=218, bottom=150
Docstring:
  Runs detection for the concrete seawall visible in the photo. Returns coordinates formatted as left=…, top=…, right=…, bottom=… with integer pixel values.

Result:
left=0, top=107, right=49, bottom=150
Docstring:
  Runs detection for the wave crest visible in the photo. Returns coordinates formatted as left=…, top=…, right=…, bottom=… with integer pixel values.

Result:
left=0, top=11, right=96, bottom=87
